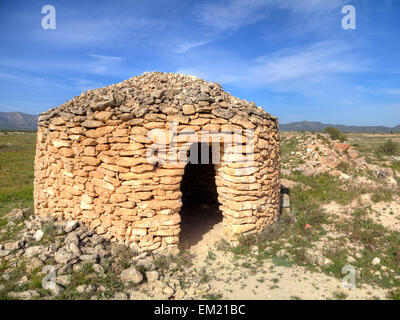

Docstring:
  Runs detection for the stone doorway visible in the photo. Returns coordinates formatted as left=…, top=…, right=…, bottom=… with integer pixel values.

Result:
left=179, top=143, right=223, bottom=249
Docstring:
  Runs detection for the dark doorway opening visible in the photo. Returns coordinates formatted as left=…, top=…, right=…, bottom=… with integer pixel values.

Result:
left=179, top=143, right=222, bottom=249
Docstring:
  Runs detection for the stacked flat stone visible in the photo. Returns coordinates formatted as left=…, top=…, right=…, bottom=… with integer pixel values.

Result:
left=34, top=71, right=281, bottom=253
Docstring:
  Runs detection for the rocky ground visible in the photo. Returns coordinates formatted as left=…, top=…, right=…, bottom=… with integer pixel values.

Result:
left=0, top=209, right=216, bottom=300
left=1, top=132, right=400, bottom=300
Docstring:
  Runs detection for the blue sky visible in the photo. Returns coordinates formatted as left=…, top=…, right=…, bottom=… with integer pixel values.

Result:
left=0, top=0, right=399, bottom=126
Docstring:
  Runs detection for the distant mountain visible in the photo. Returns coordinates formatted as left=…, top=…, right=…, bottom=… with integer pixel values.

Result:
left=0, top=112, right=38, bottom=131
left=280, top=121, right=400, bottom=133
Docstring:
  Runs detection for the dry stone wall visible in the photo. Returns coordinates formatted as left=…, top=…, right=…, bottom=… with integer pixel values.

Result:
left=34, top=72, right=280, bottom=253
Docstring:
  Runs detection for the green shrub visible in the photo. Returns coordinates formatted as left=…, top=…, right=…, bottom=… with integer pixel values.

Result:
left=376, top=139, right=400, bottom=156
left=324, top=127, right=346, bottom=142
left=389, top=288, right=400, bottom=300
left=392, top=161, right=400, bottom=172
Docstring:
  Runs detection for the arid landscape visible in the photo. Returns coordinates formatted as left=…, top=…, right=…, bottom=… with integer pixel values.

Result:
left=1, top=129, right=399, bottom=300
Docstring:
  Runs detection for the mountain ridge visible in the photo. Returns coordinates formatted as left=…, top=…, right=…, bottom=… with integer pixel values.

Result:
left=0, top=112, right=38, bottom=131
left=280, top=121, right=400, bottom=133
left=0, top=112, right=398, bottom=133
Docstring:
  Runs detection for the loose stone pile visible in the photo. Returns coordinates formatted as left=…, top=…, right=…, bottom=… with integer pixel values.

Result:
left=0, top=209, right=213, bottom=300
left=34, top=72, right=281, bottom=252
left=281, top=134, right=398, bottom=188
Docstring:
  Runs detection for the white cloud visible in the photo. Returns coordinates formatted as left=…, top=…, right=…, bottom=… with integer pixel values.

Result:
left=173, top=41, right=211, bottom=54
left=196, top=0, right=348, bottom=33
left=196, top=0, right=268, bottom=33
left=88, top=54, right=123, bottom=74
left=379, top=88, right=400, bottom=95
left=175, top=40, right=368, bottom=104
left=249, top=41, right=364, bottom=84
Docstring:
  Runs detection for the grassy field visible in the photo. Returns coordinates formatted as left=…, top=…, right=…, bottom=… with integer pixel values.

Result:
left=0, top=132, right=36, bottom=218
left=280, top=131, right=400, bottom=152
left=347, top=133, right=400, bottom=155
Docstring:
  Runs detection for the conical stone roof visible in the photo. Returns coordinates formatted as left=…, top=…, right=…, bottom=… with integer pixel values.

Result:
left=38, top=71, right=277, bottom=128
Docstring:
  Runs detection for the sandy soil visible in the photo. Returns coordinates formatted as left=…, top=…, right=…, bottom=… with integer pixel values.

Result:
left=370, top=198, right=400, bottom=232
left=184, top=219, right=388, bottom=300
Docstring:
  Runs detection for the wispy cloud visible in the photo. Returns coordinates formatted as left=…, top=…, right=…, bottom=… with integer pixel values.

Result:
left=173, top=41, right=211, bottom=54
left=196, top=0, right=348, bottom=33
left=176, top=40, right=367, bottom=100
left=88, top=54, right=123, bottom=74
left=249, top=41, right=365, bottom=85
left=379, top=88, right=400, bottom=95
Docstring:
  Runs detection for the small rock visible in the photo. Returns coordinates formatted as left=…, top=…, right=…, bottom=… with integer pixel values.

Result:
left=34, top=230, right=44, bottom=242
left=55, top=248, right=74, bottom=264
left=250, top=245, right=259, bottom=255
left=359, top=194, right=372, bottom=206
left=111, top=292, right=128, bottom=300
left=145, top=270, right=159, bottom=282
left=282, top=194, right=290, bottom=208
left=4, top=240, right=24, bottom=251
left=79, top=254, right=99, bottom=263
left=305, top=249, right=333, bottom=267
left=8, top=290, right=40, bottom=300
left=26, top=257, right=43, bottom=272
left=135, top=258, right=155, bottom=271
left=25, top=246, right=44, bottom=258
left=76, top=284, right=96, bottom=295
left=120, top=267, right=143, bottom=284
left=90, top=234, right=104, bottom=246
left=92, top=264, right=104, bottom=274
left=58, top=263, right=74, bottom=275
left=0, top=250, right=10, bottom=258
left=64, top=232, right=79, bottom=245
left=129, top=241, right=141, bottom=254
left=303, top=167, right=315, bottom=177
left=347, top=256, right=356, bottom=264
left=317, top=256, right=333, bottom=267
left=372, top=257, right=381, bottom=266
left=69, top=242, right=81, bottom=256
left=162, top=286, right=175, bottom=296
left=6, top=209, right=24, bottom=221
left=49, top=284, right=64, bottom=296
left=151, top=89, right=164, bottom=99
left=17, top=276, right=29, bottom=286
left=65, top=220, right=79, bottom=233
left=56, top=275, right=72, bottom=286
left=276, top=249, right=289, bottom=257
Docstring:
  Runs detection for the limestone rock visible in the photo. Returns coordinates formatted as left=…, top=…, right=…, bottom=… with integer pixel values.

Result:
left=8, top=290, right=40, bottom=300
left=65, top=220, right=79, bottom=233
left=55, top=249, right=74, bottom=264
left=120, top=267, right=143, bottom=284
left=34, top=230, right=44, bottom=242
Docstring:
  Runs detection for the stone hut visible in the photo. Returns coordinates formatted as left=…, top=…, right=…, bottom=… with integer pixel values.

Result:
left=34, top=72, right=280, bottom=253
